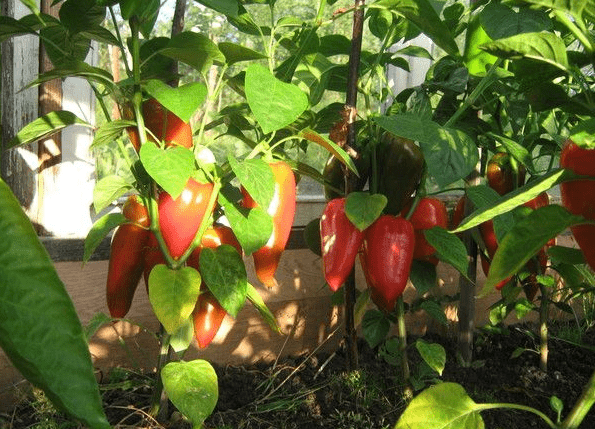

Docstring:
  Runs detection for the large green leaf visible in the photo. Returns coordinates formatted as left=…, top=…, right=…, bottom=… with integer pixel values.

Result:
left=345, top=192, right=387, bottom=231
left=8, top=111, right=91, bottom=149
left=424, top=227, right=469, bottom=279
left=160, top=31, right=225, bottom=74
left=371, top=0, right=459, bottom=56
left=144, top=79, right=207, bottom=123
left=139, top=142, right=195, bottom=200
left=92, top=175, right=133, bottom=214
left=91, top=119, right=136, bottom=149
left=218, top=185, right=273, bottom=255
left=375, top=115, right=479, bottom=187
left=200, top=245, right=248, bottom=318
left=395, top=383, right=484, bottom=428
left=0, top=180, right=109, bottom=429
left=484, top=205, right=585, bottom=293
left=522, top=0, right=588, bottom=21
left=228, top=157, right=274, bottom=210
left=161, top=360, right=218, bottom=427
left=362, top=310, right=390, bottom=348
left=83, top=212, right=125, bottom=264
left=245, top=64, right=308, bottom=134
left=148, top=265, right=201, bottom=334
left=26, top=60, right=115, bottom=92
left=480, top=32, right=569, bottom=71
left=480, top=3, right=553, bottom=40
left=415, top=339, right=446, bottom=375
left=195, top=0, right=240, bottom=17
left=218, top=42, right=268, bottom=65
left=453, top=169, right=569, bottom=233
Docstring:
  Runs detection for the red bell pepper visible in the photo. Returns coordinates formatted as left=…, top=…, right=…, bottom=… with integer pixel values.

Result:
left=404, top=197, right=448, bottom=263
left=361, top=215, right=415, bottom=312
left=320, top=198, right=364, bottom=292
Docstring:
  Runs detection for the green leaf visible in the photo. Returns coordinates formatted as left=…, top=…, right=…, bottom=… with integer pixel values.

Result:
left=218, top=186, right=273, bottom=255
left=8, top=111, right=91, bottom=149
left=83, top=213, right=125, bottom=263
left=91, top=119, right=136, bottom=149
left=93, top=175, right=133, bottom=214
left=522, top=0, right=587, bottom=21
left=247, top=283, right=281, bottom=333
left=370, top=0, right=459, bottom=56
left=453, top=169, right=569, bottom=233
left=375, top=114, right=479, bottom=187
left=484, top=205, right=586, bottom=293
left=480, top=32, right=569, bottom=71
left=344, top=192, right=387, bottom=231
left=420, top=300, right=448, bottom=326
left=195, top=0, right=240, bottom=17
left=547, top=245, right=585, bottom=265
left=0, top=179, right=110, bottom=429
left=26, top=60, right=115, bottom=92
left=466, top=185, right=514, bottom=242
left=161, top=360, right=218, bottom=427
left=362, top=310, right=390, bottom=349
left=245, top=64, right=308, bottom=134
left=40, top=24, right=91, bottom=66
left=569, top=118, right=595, bottom=149
left=228, top=157, right=274, bottom=210
left=144, top=79, right=207, bottom=123
left=425, top=227, right=469, bottom=279
left=148, top=265, right=201, bottom=334
left=299, top=128, right=358, bottom=175
left=160, top=31, right=225, bottom=74
left=395, top=383, right=484, bottom=429
left=409, top=260, right=437, bottom=295
left=480, top=2, right=553, bottom=40
left=139, top=142, right=195, bottom=200
left=200, top=246, right=248, bottom=318
left=415, top=339, right=446, bottom=375
left=514, top=298, right=535, bottom=319
left=84, top=312, right=112, bottom=341
left=218, top=42, right=267, bottom=65
left=487, top=133, right=536, bottom=174
left=170, top=317, right=195, bottom=353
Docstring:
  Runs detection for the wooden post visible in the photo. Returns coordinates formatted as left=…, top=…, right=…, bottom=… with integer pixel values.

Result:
left=1, top=0, right=40, bottom=215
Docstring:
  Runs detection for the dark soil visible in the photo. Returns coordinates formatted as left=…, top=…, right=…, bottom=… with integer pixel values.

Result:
left=3, top=322, right=595, bottom=429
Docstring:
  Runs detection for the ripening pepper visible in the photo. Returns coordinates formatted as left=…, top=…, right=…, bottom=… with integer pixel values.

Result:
left=187, top=226, right=242, bottom=348
left=106, top=195, right=150, bottom=318
left=242, top=160, right=296, bottom=288
left=560, top=139, right=595, bottom=272
left=377, top=133, right=424, bottom=215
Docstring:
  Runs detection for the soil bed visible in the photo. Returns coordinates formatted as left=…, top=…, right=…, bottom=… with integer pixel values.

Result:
left=3, top=321, right=595, bottom=429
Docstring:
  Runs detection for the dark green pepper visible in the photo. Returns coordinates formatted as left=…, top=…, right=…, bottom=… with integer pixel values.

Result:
left=323, top=147, right=370, bottom=200
left=377, top=133, right=424, bottom=215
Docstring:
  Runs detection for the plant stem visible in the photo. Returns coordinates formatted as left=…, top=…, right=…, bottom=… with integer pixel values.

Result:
left=539, top=283, right=549, bottom=372
left=149, top=328, right=172, bottom=419
left=561, top=369, right=595, bottom=428
left=342, top=0, right=365, bottom=372
left=396, top=296, right=412, bottom=400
